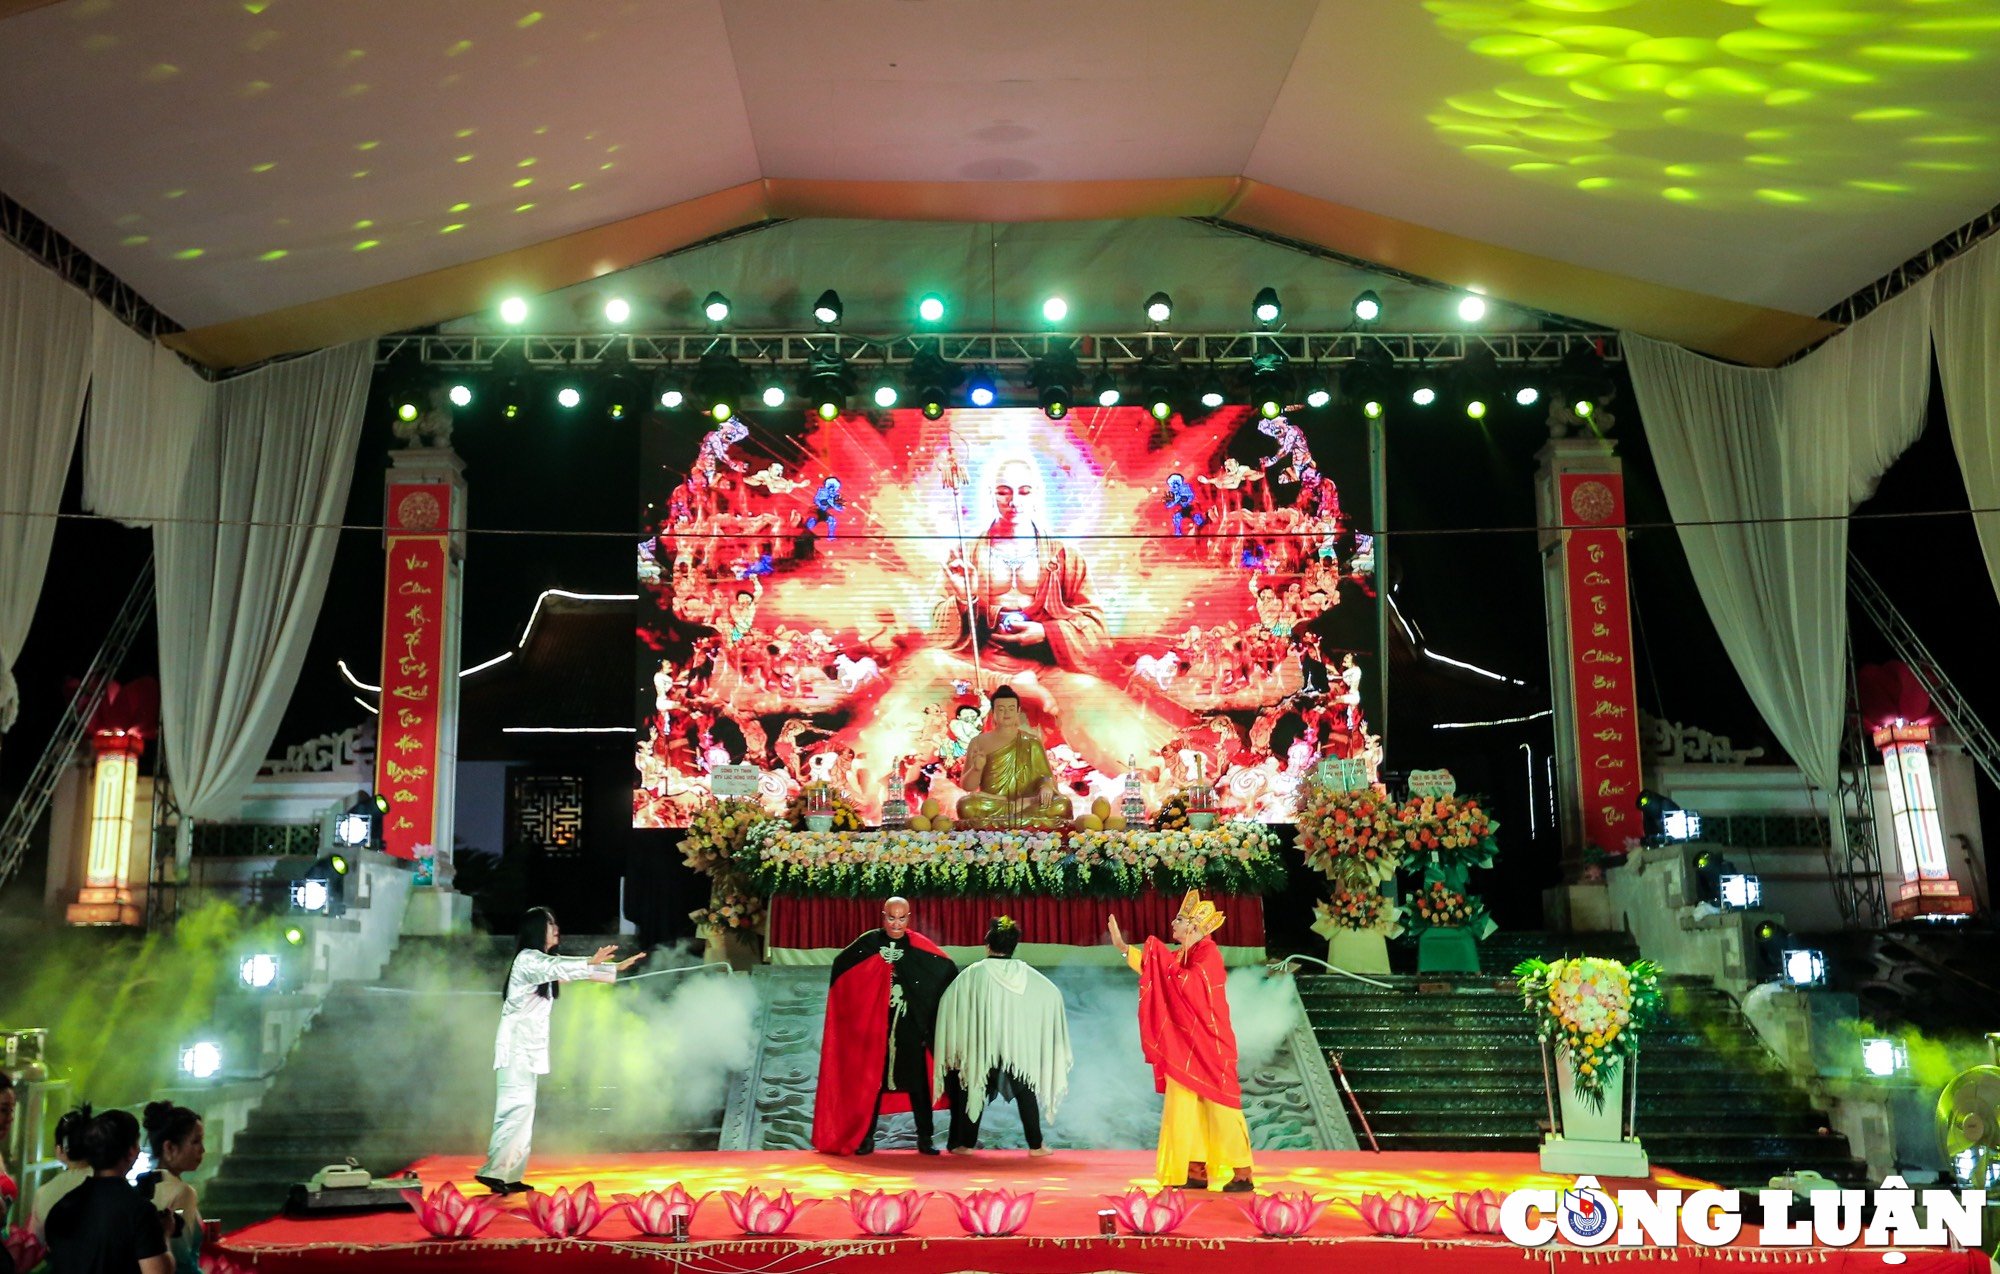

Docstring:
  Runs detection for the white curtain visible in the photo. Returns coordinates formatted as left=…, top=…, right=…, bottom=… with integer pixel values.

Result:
left=156, top=341, right=371, bottom=861
left=1624, top=278, right=1935, bottom=823
left=0, top=240, right=94, bottom=733
left=84, top=309, right=210, bottom=527
left=1930, top=233, right=2000, bottom=607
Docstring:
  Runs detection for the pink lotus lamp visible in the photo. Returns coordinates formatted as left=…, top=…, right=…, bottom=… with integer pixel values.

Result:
left=402, top=1182, right=506, bottom=1240
left=848, top=1188, right=932, bottom=1236
left=951, top=1188, right=1036, bottom=1236
left=722, top=1187, right=819, bottom=1236
left=525, top=1182, right=613, bottom=1239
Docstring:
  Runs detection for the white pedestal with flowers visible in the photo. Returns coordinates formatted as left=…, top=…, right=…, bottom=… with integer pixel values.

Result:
left=1514, top=956, right=1661, bottom=1177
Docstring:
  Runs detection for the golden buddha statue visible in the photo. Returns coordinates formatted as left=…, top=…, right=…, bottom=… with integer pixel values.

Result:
left=955, top=686, right=1073, bottom=829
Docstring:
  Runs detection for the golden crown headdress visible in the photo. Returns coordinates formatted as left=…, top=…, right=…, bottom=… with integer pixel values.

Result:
left=1177, top=889, right=1226, bottom=936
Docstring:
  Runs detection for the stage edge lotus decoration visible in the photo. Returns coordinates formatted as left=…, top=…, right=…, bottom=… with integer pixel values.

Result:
left=526, top=1182, right=613, bottom=1239
left=1239, top=1191, right=1331, bottom=1237
left=1103, top=1187, right=1201, bottom=1235
left=402, top=1182, right=505, bottom=1239
left=1353, top=1191, right=1442, bottom=1237
left=1514, top=955, right=1663, bottom=1112
left=617, top=1185, right=711, bottom=1236
left=1451, top=1188, right=1505, bottom=1234
left=951, top=1187, right=1036, bottom=1236
left=848, top=1188, right=932, bottom=1236
left=723, top=1187, right=819, bottom=1235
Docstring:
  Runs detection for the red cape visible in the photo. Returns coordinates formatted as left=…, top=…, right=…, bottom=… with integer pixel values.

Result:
left=1135, top=934, right=1242, bottom=1108
left=811, top=929, right=954, bottom=1154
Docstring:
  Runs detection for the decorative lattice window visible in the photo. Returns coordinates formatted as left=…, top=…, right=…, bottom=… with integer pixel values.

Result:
left=509, top=773, right=585, bottom=857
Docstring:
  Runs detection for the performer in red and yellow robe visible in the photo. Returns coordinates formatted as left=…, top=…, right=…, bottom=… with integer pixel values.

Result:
left=1109, top=891, right=1256, bottom=1191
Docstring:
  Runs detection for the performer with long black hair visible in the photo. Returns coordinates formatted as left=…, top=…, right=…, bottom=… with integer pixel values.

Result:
left=476, top=906, right=645, bottom=1194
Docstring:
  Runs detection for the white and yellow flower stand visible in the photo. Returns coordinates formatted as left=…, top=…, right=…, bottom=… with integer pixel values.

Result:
left=1539, top=1050, right=1649, bottom=1176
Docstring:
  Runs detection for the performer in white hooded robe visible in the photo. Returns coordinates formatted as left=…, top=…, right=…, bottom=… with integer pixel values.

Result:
left=932, top=916, right=1073, bottom=1154
left=476, top=906, right=645, bottom=1193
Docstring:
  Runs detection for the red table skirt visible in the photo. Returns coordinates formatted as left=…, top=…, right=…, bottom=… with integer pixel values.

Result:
left=766, top=891, right=1264, bottom=950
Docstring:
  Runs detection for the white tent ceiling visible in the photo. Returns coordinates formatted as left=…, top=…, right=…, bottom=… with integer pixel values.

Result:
left=1, top=0, right=1994, bottom=367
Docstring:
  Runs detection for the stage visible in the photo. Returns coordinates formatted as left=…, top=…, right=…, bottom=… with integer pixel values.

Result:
left=212, top=1151, right=1984, bottom=1273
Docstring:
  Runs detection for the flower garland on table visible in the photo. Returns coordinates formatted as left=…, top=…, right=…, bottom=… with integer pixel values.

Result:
left=1153, top=792, right=1192, bottom=832
left=1396, top=793, right=1500, bottom=871
left=1296, top=783, right=1402, bottom=886
left=736, top=820, right=1285, bottom=899
left=677, top=797, right=775, bottom=876
left=783, top=791, right=864, bottom=832
left=1513, top=956, right=1663, bottom=1111
left=1310, top=883, right=1404, bottom=939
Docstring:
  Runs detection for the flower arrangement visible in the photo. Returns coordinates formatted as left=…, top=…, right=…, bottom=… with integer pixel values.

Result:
left=1396, top=794, right=1499, bottom=870
left=1310, top=884, right=1402, bottom=937
left=736, top=820, right=1285, bottom=899
left=1513, top=955, right=1663, bottom=1111
left=1411, top=879, right=1476, bottom=928
left=678, top=797, right=775, bottom=877
left=784, top=791, right=864, bottom=832
left=1153, top=792, right=1192, bottom=831
left=690, top=886, right=766, bottom=935
left=1296, top=784, right=1401, bottom=886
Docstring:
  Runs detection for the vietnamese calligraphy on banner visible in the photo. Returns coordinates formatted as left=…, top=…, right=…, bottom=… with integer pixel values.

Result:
left=375, top=482, right=451, bottom=860
left=1558, top=472, right=1642, bottom=855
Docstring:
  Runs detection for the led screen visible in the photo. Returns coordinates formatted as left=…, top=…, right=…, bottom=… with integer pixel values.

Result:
left=634, top=405, right=1380, bottom=826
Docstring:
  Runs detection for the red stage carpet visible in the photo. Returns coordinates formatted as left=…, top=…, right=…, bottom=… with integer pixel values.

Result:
left=214, top=1151, right=1985, bottom=1274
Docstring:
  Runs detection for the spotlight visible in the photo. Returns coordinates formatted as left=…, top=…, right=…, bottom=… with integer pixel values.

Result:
left=908, top=349, right=957, bottom=419
left=761, top=383, right=787, bottom=409
left=1515, top=385, right=1541, bottom=407
left=491, top=346, right=530, bottom=419
left=1466, top=398, right=1488, bottom=420
left=1144, top=292, right=1173, bottom=325
left=447, top=383, right=473, bottom=408
left=1662, top=808, right=1702, bottom=842
left=921, top=397, right=945, bottom=420
left=693, top=351, right=747, bottom=421
left=966, top=369, right=997, bottom=408
left=1352, top=290, right=1382, bottom=323
left=702, top=291, right=731, bottom=324
left=1860, top=1038, right=1907, bottom=1077
left=801, top=350, right=851, bottom=420
left=872, top=381, right=898, bottom=409
left=1362, top=398, right=1384, bottom=419
left=1458, top=294, right=1488, bottom=322
left=603, top=297, right=630, bottom=326
left=1557, top=345, right=1614, bottom=420
left=499, top=296, right=529, bottom=325
left=330, top=854, right=349, bottom=875
left=1781, top=948, right=1827, bottom=987
left=284, top=926, right=304, bottom=945
left=607, top=401, right=628, bottom=420
left=1039, top=386, right=1069, bottom=419
left=1029, top=350, right=1077, bottom=422
left=1249, top=352, right=1292, bottom=419
left=240, top=953, right=279, bottom=989
left=1042, top=297, right=1068, bottom=324
left=1093, top=369, right=1120, bottom=408
left=1148, top=396, right=1171, bottom=421
left=334, top=808, right=371, bottom=848
left=1575, top=398, right=1596, bottom=419
left=1301, top=366, right=1332, bottom=410
left=556, top=385, right=582, bottom=409
left=918, top=293, right=946, bottom=324
left=1411, top=385, right=1436, bottom=407
left=711, top=402, right=733, bottom=422
left=1138, top=355, right=1179, bottom=421
left=1198, top=373, right=1225, bottom=410
left=1719, top=872, right=1762, bottom=910
left=812, top=289, right=843, bottom=327
left=373, top=791, right=389, bottom=814
left=179, top=1041, right=223, bottom=1081
left=395, top=400, right=419, bottom=423
left=1252, top=287, right=1282, bottom=326
left=1344, top=345, right=1393, bottom=419
left=290, top=878, right=330, bottom=913
left=653, top=373, right=687, bottom=410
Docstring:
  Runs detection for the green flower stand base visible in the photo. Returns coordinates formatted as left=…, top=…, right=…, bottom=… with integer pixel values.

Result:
left=1417, top=926, right=1480, bottom=973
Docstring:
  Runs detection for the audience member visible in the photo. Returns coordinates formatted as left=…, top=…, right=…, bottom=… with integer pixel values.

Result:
left=137, top=1102, right=205, bottom=1272
left=0, top=1072, right=16, bottom=1228
left=43, top=1110, right=171, bottom=1274
left=30, top=1105, right=95, bottom=1239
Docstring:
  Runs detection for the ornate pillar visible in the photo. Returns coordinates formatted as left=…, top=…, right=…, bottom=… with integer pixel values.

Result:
left=64, top=729, right=147, bottom=925
left=376, top=446, right=466, bottom=887
left=1537, top=426, right=1644, bottom=876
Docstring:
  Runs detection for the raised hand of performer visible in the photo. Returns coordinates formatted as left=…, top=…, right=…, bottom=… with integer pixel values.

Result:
left=1107, top=915, right=1130, bottom=956
left=617, top=952, right=649, bottom=972
left=588, top=944, right=621, bottom=965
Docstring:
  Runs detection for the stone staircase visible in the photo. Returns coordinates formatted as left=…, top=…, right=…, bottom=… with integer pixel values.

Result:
left=1301, top=930, right=1867, bottom=1189
left=201, top=935, right=722, bottom=1226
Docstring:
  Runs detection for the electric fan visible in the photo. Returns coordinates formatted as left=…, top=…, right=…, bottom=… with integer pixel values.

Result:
left=1936, top=1064, right=2000, bottom=1189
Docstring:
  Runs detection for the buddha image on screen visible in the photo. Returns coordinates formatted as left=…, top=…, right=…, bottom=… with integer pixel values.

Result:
left=633, top=406, right=1380, bottom=827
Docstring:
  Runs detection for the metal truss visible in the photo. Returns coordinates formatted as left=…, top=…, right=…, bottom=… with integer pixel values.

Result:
left=1818, top=198, right=2000, bottom=329
left=0, top=190, right=184, bottom=341
left=374, top=328, right=1621, bottom=370
left=1829, top=635, right=1890, bottom=930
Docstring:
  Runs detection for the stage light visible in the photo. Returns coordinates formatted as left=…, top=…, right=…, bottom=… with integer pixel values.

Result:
left=1042, top=297, right=1068, bottom=324
left=1719, top=873, right=1761, bottom=910
left=1662, top=808, right=1702, bottom=842
left=447, top=383, right=473, bottom=408
left=1352, top=290, right=1382, bottom=323
left=607, top=401, right=628, bottom=420
left=395, top=401, right=419, bottom=423
left=816, top=402, right=838, bottom=420
left=1411, top=386, right=1436, bottom=407
left=1466, top=398, right=1488, bottom=420
left=336, top=809, right=370, bottom=848
left=711, top=402, right=733, bottom=422
left=1458, top=294, right=1488, bottom=323
left=872, top=382, right=898, bottom=408
left=1258, top=397, right=1283, bottom=419
left=603, top=297, right=630, bottom=326
left=921, top=397, right=945, bottom=420
left=1144, top=292, right=1173, bottom=325
left=499, top=296, right=529, bottom=325
left=702, top=291, right=731, bottom=323
left=1515, top=385, right=1540, bottom=407
left=812, top=289, right=843, bottom=326
left=1199, top=375, right=1225, bottom=410
left=1252, top=287, right=1282, bottom=326
left=967, top=369, right=997, bottom=408
left=1302, top=366, right=1332, bottom=410
left=1557, top=345, right=1613, bottom=421
left=918, top=293, right=946, bottom=323
left=1861, top=1038, right=1907, bottom=1077
left=654, top=373, right=687, bottom=410
left=291, top=878, right=330, bottom=912
left=1149, top=397, right=1171, bottom=421
left=240, top=953, right=279, bottom=989
left=330, top=854, right=349, bottom=875
left=284, top=926, right=304, bottom=946
left=179, top=1041, right=222, bottom=1080
left=1040, top=387, right=1069, bottom=419
left=1093, top=369, right=1120, bottom=408
left=909, top=349, right=958, bottom=419
left=761, top=384, right=787, bottom=408
left=1363, top=398, right=1384, bottom=419
left=557, top=386, right=582, bottom=409
left=1781, top=949, right=1827, bottom=988
left=1575, top=398, right=1596, bottom=419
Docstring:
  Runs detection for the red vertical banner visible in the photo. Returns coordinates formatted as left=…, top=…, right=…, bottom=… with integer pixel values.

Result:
left=375, top=483, right=452, bottom=860
left=1558, top=473, right=1643, bottom=855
